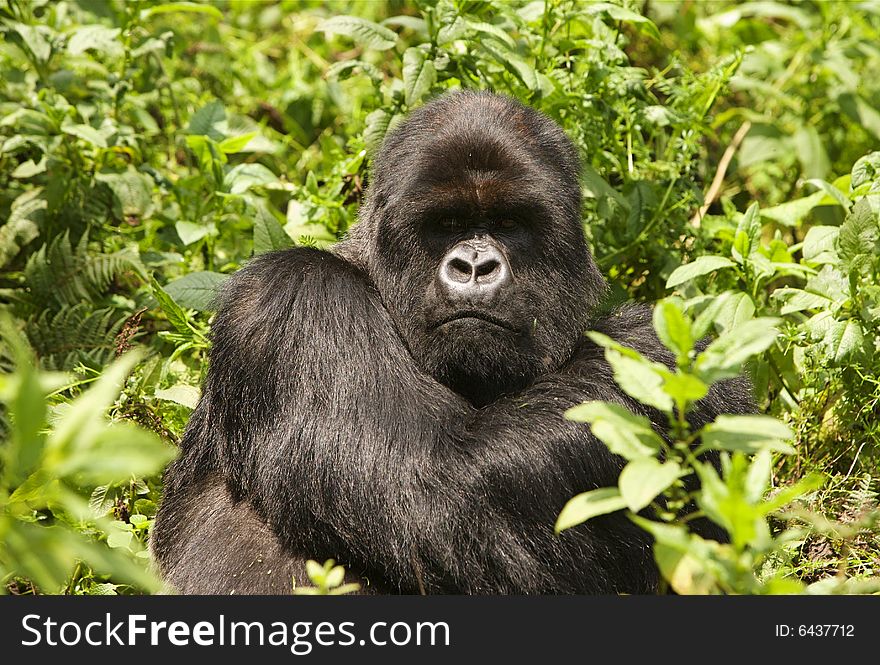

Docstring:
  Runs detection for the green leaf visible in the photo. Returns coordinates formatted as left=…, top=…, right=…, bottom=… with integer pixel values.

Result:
left=605, top=349, right=673, bottom=412
left=12, top=155, right=47, bottom=178
left=587, top=332, right=673, bottom=412
left=851, top=151, right=880, bottom=189
left=653, top=300, right=693, bottom=361
left=581, top=164, right=627, bottom=205
left=252, top=199, right=294, bottom=254
left=129, top=514, right=148, bottom=527
left=565, top=401, right=662, bottom=460
left=141, top=2, right=223, bottom=20
left=223, top=163, right=278, bottom=195
left=772, top=288, right=830, bottom=315
left=284, top=201, right=337, bottom=246
left=805, top=265, right=850, bottom=303
left=55, top=422, right=175, bottom=485
left=629, top=517, right=718, bottom=593
left=42, top=352, right=173, bottom=488
left=3, top=520, right=161, bottom=594
left=693, top=291, right=755, bottom=337
left=691, top=458, right=765, bottom=550
left=804, top=178, right=851, bottom=210
left=12, top=23, right=52, bottom=64
left=187, top=101, right=226, bottom=140
left=437, top=16, right=466, bottom=44
left=619, top=459, right=682, bottom=512
left=4, top=350, right=48, bottom=486
left=804, top=310, right=834, bottom=341
left=150, top=276, right=192, bottom=336
left=698, top=415, right=795, bottom=455
left=792, top=126, right=829, bottom=181
left=732, top=203, right=762, bottom=262
left=67, top=26, right=123, bottom=58
left=305, top=171, right=319, bottom=195
left=327, top=59, right=383, bottom=83
left=163, top=271, right=228, bottom=311
left=760, top=191, right=825, bottom=227
left=325, top=565, right=346, bottom=588
left=465, top=20, right=517, bottom=49
left=838, top=195, right=880, bottom=271
left=662, top=372, right=709, bottom=408
left=155, top=385, right=200, bottom=410
left=218, top=132, right=258, bottom=154
left=381, top=16, right=427, bottom=33
left=821, top=319, right=865, bottom=364
left=586, top=2, right=661, bottom=40
left=0, top=108, right=55, bottom=134
left=175, top=221, right=212, bottom=246
left=364, top=109, right=392, bottom=154
left=654, top=542, right=715, bottom=595
left=0, top=189, right=43, bottom=268
left=185, top=135, right=225, bottom=186
left=61, top=121, right=108, bottom=148
left=318, top=16, right=398, bottom=51
left=762, top=474, right=825, bottom=513
left=696, top=317, right=780, bottom=384
left=96, top=169, right=154, bottom=218
left=402, top=48, right=436, bottom=107
left=736, top=123, right=790, bottom=169
left=745, top=450, right=773, bottom=503
left=666, top=256, right=735, bottom=288
left=305, top=559, right=325, bottom=583
left=555, top=488, right=627, bottom=533
left=478, top=43, right=538, bottom=90
left=801, top=225, right=839, bottom=264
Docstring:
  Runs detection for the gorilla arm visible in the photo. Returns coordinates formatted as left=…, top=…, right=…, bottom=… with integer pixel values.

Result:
left=154, top=248, right=496, bottom=593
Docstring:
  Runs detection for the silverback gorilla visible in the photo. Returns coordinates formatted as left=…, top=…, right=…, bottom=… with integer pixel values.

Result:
left=151, top=91, right=752, bottom=594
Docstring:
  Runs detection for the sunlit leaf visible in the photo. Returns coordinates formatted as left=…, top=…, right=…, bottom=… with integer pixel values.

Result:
left=555, top=488, right=627, bottom=533
left=666, top=256, right=735, bottom=288
left=565, top=401, right=663, bottom=460
left=318, top=16, right=398, bottom=50
left=619, top=459, right=682, bottom=512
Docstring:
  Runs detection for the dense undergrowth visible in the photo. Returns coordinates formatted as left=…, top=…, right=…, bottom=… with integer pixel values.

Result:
left=0, top=0, right=878, bottom=594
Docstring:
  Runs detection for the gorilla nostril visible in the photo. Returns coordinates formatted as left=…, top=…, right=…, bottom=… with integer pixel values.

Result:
left=446, top=257, right=474, bottom=283
left=438, top=239, right=513, bottom=298
left=474, top=259, right=500, bottom=281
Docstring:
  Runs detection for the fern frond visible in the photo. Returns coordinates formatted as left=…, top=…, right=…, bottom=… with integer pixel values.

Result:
left=24, top=231, right=145, bottom=309
left=843, top=474, right=878, bottom=519
left=27, top=303, right=129, bottom=370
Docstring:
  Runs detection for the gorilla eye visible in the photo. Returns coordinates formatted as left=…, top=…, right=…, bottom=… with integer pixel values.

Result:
left=438, top=218, right=465, bottom=231
left=496, top=218, right=517, bottom=230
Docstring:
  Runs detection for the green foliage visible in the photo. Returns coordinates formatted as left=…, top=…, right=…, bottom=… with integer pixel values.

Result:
left=293, top=559, right=361, bottom=596
left=0, top=0, right=877, bottom=593
left=560, top=298, right=825, bottom=594
left=0, top=317, right=175, bottom=594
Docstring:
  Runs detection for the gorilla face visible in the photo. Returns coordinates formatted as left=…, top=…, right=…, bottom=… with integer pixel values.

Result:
left=338, top=92, right=607, bottom=406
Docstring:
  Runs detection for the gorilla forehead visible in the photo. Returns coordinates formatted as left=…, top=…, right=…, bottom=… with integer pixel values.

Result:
left=370, top=91, right=582, bottom=219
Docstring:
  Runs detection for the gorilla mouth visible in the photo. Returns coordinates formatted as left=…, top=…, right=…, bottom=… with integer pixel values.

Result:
left=435, top=311, right=518, bottom=333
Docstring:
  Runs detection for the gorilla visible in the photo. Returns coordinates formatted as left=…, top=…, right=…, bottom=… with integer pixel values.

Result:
left=151, top=91, right=752, bottom=594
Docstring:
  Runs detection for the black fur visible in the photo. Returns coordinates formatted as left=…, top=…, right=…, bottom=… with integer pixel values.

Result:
left=151, top=91, right=753, bottom=594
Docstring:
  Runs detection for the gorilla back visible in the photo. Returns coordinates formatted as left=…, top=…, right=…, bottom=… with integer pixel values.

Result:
left=151, top=91, right=753, bottom=594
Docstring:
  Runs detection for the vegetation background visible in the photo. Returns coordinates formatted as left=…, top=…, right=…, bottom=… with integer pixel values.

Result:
left=0, top=0, right=878, bottom=595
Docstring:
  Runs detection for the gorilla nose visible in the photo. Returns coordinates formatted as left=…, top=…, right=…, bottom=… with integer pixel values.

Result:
left=438, top=239, right=512, bottom=300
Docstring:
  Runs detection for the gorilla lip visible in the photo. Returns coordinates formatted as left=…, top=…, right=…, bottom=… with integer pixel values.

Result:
left=434, top=310, right=518, bottom=332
